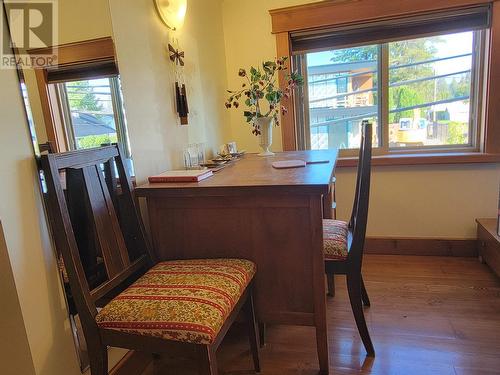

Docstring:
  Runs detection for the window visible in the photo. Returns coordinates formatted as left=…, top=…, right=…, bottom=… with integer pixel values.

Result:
left=32, top=38, right=135, bottom=160
left=274, top=2, right=500, bottom=162
left=387, top=32, right=479, bottom=150
left=306, top=44, right=380, bottom=151
left=56, top=76, right=131, bottom=156
left=297, top=30, right=485, bottom=155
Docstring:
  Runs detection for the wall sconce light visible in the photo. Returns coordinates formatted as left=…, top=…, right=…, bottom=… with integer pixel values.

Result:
left=154, top=0, right=187, bottom=31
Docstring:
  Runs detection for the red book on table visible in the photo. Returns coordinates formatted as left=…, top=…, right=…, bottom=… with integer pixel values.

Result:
left=148, top=169, right=213, bottom=183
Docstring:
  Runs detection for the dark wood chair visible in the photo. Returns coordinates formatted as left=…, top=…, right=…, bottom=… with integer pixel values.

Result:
left=41, top=145, right=260, bottom=375
left=323, top=120, right=375, bottom=356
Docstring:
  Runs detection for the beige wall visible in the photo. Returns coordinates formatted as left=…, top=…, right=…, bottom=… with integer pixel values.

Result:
left=58, top=0, right=113, bottom=45
left=108, top=0, right=230, bottom=183
left=336, top=164, right=500, bottom=238
left=221, top=0, right=318, bottom=152
left=221, top=0, right=500, bottom=239
left=0, top=2, right=130, bottom=374
left=1, top=1, right=232, bottom=373
left=0, top=222, right=37, bottom=375
left=0, top=51, right=81, bottom=375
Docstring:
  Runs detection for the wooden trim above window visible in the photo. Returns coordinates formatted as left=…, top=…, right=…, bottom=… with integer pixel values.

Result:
left=289, top=5, right=491, bottom=53
left=270, top=0, right=500, bottom=34
left=271, top=0, right=500, bottom=161
left=29, top=37, right=116, bottom=68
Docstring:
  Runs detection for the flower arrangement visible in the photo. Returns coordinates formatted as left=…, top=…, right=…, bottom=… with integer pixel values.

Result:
left=225, top=57, right=303, bottom=135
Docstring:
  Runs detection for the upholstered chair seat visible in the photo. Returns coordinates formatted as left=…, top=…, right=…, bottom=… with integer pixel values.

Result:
left=96, top=258, right=256, bottom=345
left=323, top=219, right=348, bottom=260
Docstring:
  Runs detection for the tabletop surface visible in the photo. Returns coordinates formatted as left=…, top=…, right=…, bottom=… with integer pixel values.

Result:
left=136, top=149, right=338, bottom=196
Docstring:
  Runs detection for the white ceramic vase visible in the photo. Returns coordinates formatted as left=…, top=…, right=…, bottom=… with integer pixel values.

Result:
left=255, top=116, right=274, bottom=156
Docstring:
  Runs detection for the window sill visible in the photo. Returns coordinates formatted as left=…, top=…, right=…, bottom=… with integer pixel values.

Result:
left=337, top=152, right=500, bottom=167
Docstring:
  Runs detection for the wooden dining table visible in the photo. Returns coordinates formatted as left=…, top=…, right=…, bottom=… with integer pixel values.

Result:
left=136, top=149, right=338, bottom=374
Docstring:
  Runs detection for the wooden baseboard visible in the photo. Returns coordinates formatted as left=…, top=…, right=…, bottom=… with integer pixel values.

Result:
left=365, top=237, right=477, bottom=257
left=110, top=350, right=152, bottom=375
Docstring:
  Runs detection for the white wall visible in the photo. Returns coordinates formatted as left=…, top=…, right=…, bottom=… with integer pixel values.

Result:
left=109, top=0, right=231, bottom=183
left=221, top=0, right=500, bottom=239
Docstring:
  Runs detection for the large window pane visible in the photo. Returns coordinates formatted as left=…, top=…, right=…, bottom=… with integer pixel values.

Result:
left=63, top=78, right=118, bottom=149
left=388, top=32, right=474, bottom=148
left=306, top=45, right=379, bottom=150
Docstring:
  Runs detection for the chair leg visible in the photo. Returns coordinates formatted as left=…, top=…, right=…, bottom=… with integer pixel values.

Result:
left=346, top=274, right=375, bottom=357
left=88, top=344, right=108, bottom=375
left=361, top=275, right=370, bottom=307
left=258, top=322, right=266, bottom=348
left=243, top=292, right=261, bottom=373
left=197, top=345, right=218, bottom=375
left=326, top=273, right=335, bottom=297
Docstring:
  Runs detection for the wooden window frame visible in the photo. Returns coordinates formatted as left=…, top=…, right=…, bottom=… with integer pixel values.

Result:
left=29, top=37, right=117, bottom=152
left=270, top=0, right=500, bottom=166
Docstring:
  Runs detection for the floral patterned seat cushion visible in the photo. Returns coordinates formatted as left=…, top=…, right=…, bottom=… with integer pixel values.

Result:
left=95, top=258, right=256, bottom=345
left=323, top=219, right=349, bottom=260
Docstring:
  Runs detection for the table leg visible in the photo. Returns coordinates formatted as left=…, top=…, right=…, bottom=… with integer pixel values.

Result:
left=311, top=196, right=329, bottom=374
left=316, top=321, right=329, bottom=374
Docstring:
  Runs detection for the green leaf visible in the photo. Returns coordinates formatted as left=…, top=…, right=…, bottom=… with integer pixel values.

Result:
left=250, top=67, right=261, bottom=82
left=262, top=61, right=276, bottom=74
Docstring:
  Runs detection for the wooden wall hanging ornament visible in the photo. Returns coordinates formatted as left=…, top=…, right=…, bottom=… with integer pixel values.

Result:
left=169, top=42, right=188, bottom=125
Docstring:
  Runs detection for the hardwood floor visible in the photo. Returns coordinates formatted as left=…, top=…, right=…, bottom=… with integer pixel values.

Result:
left=144, top=255, right=500, bottom=374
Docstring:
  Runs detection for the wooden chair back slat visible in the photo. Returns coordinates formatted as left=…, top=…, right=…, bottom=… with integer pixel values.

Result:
left=41, top=155, right=98, bottom=321
left=54, top=146, right=118, bottom=169
left=115, top=147, right=157, bottom=264
left=41, top=145, right=152, bottom=324
left=347, top=121, right=373, bottom=266
left=66, top=168, right=105, bottom=286
left=103, top=158, right=119, bottom=212
left=349, top=121, right=370, bottom=229
left=81, top=164, right=131, bottom=278
left=90, top=254, right=149, bottom=302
